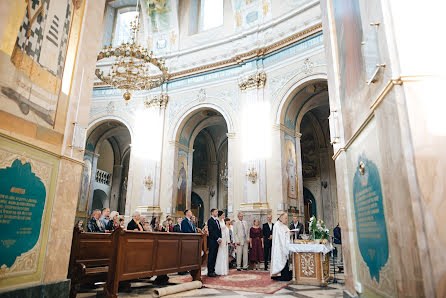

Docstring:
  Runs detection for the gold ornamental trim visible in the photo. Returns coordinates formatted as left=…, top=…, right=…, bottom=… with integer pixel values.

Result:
left=93, top=23, right=322, bottom=88
left=240, top=202, right=270, bottom=210
left=239, top=71, right=267, bottom=91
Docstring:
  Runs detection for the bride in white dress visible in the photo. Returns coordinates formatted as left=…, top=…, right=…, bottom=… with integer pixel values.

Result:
left=215, top=211, right=229, bottom=276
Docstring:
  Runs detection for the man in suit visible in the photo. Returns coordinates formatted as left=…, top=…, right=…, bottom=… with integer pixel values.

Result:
left=207, top=208, right=222, bottom=277
left=233, top=212, right=249, bottom=271
left=87, top=209, right=104, bottom=232
left=181, top=209, right=196, bottom=233
left=173, top=217, right=182, bottom=232
left=290, top=215, right=304, bottom=240
left=262, top=215, right=274, bottom=271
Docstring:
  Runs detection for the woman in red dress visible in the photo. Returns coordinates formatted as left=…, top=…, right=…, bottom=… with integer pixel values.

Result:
left=249, top=219, right=264, bottom=270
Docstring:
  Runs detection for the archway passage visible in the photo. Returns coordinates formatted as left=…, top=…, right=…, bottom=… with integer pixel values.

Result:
left=75, top=119, right=131, bottom=224
left=175, top=108, right=229, bottom=224
left=191, top=192, right=204, bottom=228
left=303, top=187, right=317, bottom=233
left=280, top=80, right=338, bottom=233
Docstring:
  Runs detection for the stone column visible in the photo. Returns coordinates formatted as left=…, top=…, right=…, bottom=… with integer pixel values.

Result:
left=226, top=132, right=236, bottom=218
left=238, top=71, right=270, bottom=224
left=136, top=95, right=168, bottom=220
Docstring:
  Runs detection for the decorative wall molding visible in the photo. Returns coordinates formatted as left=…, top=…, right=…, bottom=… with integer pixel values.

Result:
left=238, top=71, right=267, bottom=91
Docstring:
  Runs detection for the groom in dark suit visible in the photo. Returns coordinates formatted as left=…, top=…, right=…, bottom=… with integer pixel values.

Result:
left=262, top=215, right=274, bottom=271
left=207, top=208, right=222, bottom=277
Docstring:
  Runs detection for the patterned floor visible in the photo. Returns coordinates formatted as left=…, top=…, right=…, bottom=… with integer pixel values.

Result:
left=77, top=268, right=345, bottom=297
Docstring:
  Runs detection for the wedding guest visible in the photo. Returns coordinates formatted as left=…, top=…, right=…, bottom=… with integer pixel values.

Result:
left=191, top=215, right=199, bottom=232
left=160, top=220, right=169, bottom=232
left=151, top=217, right=159, bottom=231
left=289, top=215, right=304, bottom=240
left=167, top=217, right=174, bottom=232
left=173, top=218, right=182, bottom=232
left=119, top=217, right=124, bottom=228
left=140, top=216, right=146, bottom=227
left=143, top=222, right=152, bottom=231
left=100, top=207, right=110, bottom=231
left=181, top=209, right=196, bottom=233
left=234, top=212, right=249, bottom=271
left=87, top=209, right=103, bottom=233
left=106, top=211, right=120, bottom=231
left=263, top=215, right=274, bottom=271
left=76, top=220, right=84, bottom=231
left=226, top=218, right=236, bottom=267
left=127, top=211, right=143, bottom=231
left=249, top=219, right=264, bottom=270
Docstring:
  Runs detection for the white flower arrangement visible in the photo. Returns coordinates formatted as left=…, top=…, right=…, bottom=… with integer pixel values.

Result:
left=309, top=216, right=330, bottom=240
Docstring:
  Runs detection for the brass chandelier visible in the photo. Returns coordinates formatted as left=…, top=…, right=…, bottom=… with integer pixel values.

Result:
left=95, top=14, right=168, bottom=101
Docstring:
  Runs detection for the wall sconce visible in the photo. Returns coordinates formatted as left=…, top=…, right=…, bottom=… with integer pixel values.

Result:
left=246, top=167, right=258, bottom=184
left=144, top=175, right=153, bottom=191
left=321, top=181, right=328, bottom=189
left=209, top=188, right=216, bottom=198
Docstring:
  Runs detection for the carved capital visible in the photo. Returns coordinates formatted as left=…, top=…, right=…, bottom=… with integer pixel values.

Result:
left=238, top=71, right=267, bottom=91
left=144, top=94, right=169, bottom=109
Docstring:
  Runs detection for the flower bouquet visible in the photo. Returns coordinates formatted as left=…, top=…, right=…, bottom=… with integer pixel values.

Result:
left=309, top=216, right=329, bottom=243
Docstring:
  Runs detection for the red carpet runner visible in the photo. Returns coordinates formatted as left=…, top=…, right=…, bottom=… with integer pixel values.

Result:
left=169, top=269, right=290, bottom=294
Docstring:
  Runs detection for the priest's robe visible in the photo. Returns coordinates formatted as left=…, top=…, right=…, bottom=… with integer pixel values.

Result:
left=270, top=220, right=291, bottom=276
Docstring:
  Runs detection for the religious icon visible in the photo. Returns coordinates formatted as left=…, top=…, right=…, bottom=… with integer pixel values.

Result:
left=78, top=159, right=92, bottom=212
left=177, top=156, right=187, bottom=211
left=285, top=140, right=297, bottom=199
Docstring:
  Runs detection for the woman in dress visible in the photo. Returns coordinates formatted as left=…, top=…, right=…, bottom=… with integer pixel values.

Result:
left=215, top=211, right=229, bottom=276
left=106, top=211, right=120, bottom=231
left=249, top=219, right=264, bottom=270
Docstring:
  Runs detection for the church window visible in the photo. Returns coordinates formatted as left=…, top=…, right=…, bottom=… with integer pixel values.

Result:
left=112, top=7, right=139, bottom=46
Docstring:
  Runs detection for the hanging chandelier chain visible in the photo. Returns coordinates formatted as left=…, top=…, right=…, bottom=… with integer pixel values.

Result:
left=95, top=5, right=168, bottom=101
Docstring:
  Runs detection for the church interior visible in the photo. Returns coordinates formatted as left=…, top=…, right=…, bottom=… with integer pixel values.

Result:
left=0, top=0, right=445, bottom=297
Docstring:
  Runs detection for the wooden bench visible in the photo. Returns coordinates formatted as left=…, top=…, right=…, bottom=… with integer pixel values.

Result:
left=104, top=229, right=203, bottom=297
left=67, top=227, right=112, bottom=298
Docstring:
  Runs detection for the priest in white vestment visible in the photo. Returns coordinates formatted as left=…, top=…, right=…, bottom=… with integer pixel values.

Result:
left=270, top=213, right=292, bottom=281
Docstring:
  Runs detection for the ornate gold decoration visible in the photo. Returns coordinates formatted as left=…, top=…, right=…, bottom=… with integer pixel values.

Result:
left=93, top=24, right=322, bottom=88
left=238, top=71, right=266, bottom=90
left=300, top=253, right=316, bottom=277
left=144, top=94, right=169, bottom=109
left=144, top=175, right=153, bottom=190
left=95, top=15, right=168, bottom=101
left=246, top=167, right=258, bottom=184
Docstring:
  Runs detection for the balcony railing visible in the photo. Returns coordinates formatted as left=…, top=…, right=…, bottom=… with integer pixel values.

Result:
left=95, top=169, right=111, bottom=185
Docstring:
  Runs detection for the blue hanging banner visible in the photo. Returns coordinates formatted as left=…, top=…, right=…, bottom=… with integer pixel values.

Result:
left=352, top=155, right=389, bottom=282
left=0, top=159, right=46, bottom=268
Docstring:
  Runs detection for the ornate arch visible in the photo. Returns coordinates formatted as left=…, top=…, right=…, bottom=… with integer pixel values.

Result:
left=169, top=98, right=236, bottom=142
left=271, top=71, right=327, bottom=126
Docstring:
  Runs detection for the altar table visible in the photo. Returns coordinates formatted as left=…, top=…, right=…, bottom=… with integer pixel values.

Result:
left=288, top=243, right=333, bottom=286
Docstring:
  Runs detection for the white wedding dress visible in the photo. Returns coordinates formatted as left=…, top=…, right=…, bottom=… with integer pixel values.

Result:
left=215, top=220, right=229, bottom=276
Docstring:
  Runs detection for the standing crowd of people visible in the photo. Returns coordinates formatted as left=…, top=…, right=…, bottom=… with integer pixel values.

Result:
left=78, top=207, right=306, bottom=281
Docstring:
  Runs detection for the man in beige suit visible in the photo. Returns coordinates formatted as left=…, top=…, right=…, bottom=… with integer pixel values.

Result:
left=233, top=212, right=249, bottom=271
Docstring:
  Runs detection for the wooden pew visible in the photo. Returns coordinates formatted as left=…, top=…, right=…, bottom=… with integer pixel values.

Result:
left=104, top=229, right=203, bottom=298
left=67, top=227, right=113, bottom=298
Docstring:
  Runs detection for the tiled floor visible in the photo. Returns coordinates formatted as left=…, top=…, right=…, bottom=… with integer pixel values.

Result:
left=77, top=268, right=345, bottom=297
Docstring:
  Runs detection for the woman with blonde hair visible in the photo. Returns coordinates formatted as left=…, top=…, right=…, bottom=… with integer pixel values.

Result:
left=106, top=211, right=120, bottom=231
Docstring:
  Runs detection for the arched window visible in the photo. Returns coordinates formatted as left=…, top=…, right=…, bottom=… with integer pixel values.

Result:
left=190, top=0, right=224, bottom=34
left=200, top=0, right=224, bottom=31
left=112, top=7, right=139, bottom=46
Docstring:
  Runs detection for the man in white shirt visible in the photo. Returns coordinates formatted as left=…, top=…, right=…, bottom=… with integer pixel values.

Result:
left=289, top=215, right=304, bottom=240
left=233, top=212, right=249, bottom=271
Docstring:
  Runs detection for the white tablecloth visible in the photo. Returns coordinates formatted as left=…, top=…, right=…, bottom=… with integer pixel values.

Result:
left=287, top=243, right=334, bottom=255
